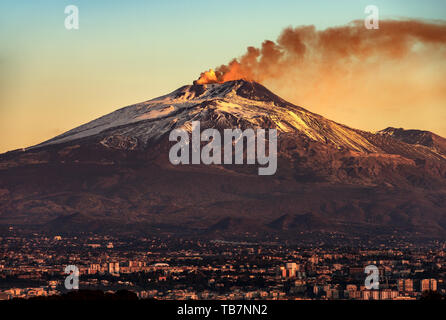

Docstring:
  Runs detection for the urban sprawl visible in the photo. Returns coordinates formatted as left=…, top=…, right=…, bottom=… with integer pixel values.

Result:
left=1, top=229, right=444, bottom=300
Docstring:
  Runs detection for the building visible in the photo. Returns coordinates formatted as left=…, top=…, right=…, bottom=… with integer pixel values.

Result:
left=88, top=263, right=101, bottom=274
left=280, top=263, right=300, bottom=278
left=379, top=289, right=398, bottom=300
left=108, top=262, right=120, bottom=275
left=397, top=279, right=413, bottom=292
left=421, top=279, right=437, bottom=292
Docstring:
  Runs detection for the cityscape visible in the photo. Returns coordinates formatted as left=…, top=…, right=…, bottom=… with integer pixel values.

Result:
left=1, top=228, right=444, bottom=301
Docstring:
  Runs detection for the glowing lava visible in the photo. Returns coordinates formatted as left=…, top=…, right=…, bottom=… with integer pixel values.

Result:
left=195, top=61, right=254, bottom=85
left=195, top=69, right=219, bottom=84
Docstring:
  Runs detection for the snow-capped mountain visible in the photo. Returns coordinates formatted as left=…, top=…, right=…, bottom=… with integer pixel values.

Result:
left=34, top=80, right=381, bottom=153
left=1, top=80, right=446, bottom=238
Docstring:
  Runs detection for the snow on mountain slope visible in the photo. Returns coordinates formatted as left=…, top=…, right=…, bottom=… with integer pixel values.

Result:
left=378, top=127, right=446, bottom=157
left=32, top=80, right=383, bottom=153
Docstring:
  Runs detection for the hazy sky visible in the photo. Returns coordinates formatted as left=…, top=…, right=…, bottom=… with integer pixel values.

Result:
left=1, top=0, right=446, bottom=153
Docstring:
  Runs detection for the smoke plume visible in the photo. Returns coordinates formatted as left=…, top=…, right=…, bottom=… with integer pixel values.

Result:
left=196, top=19, right=446, bottom=135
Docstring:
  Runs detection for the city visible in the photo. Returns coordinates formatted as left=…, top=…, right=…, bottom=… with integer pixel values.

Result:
left=1, top=227, right=445, bottom=301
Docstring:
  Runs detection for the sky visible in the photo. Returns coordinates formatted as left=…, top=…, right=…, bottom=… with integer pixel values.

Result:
left=0, top=0, right=446, bottom=153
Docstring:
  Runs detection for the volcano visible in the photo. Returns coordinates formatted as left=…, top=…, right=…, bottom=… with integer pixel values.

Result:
left=1, top=80, right=446, bottom=238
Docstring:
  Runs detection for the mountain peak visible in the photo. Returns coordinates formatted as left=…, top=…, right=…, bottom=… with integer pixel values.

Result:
left=30, top=80, right=382, bottom=153
left=169, top=79, right=288, bottom=105
left=3, top=83, right=446, bottom=238
left=378, top=127, right=446, bottom=155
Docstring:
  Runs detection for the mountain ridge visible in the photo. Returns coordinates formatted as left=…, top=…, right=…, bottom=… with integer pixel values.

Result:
left=378, top=127, right=446, bottom=156
left=25, top=80, right=446, bottom=160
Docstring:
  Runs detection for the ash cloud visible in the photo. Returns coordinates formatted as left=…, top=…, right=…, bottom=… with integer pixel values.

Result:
left=196, top=19, right=446, bottom=136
